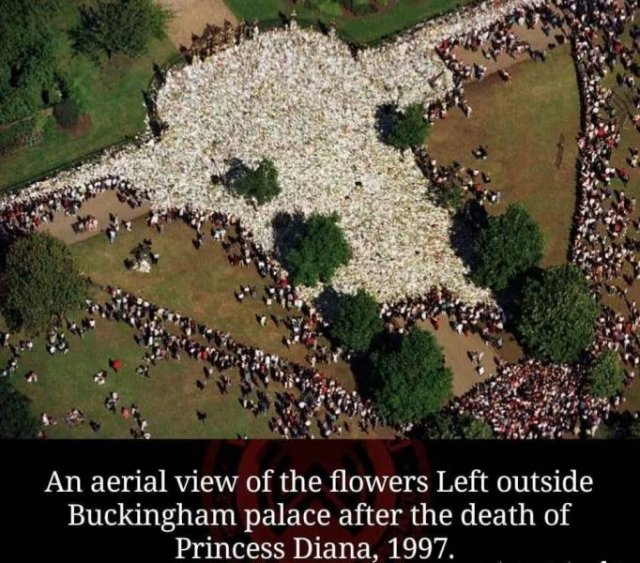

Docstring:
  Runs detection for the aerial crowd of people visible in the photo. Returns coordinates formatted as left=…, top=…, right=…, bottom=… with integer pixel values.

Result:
left=1, top=0, right=639, bottom=439
left=88, top=286, right=381, bottom=438
left=444, top=0, right=640, bottom=438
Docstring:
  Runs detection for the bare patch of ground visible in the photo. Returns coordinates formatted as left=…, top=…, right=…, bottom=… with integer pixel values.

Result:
left=453, top=21, right=569, bottom=76
left=41, top=190, right=150, bottom=244
left=421, top=318, right=523, bottom=397
left=429, top=42, right=580, bottom=267
left=159, top=0, right=238, bottom=49
left=63, top=114, right=93, bottom=139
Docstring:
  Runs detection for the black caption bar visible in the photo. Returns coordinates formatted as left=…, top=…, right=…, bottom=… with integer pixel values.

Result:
left=1, top=440, right=637, bottom=563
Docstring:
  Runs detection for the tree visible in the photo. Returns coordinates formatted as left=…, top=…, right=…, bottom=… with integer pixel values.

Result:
left=286, top=213, right=351, bottom=287
left=0, top=0, right=61, bottom=124
left=472, top=204, right=543, bottom=291
left=72, top=0, right=170, bottom=60
left=370, top=330, right=452, bottom=425
left=234, top=159, right=281, bottom=205
left=0, top=379, right=38, bottom=439
left=516, top=264, right=597, bottom=363
left=0, top=233, right=88, bottom=334
left=585, top=350, right=625, bottom=398
left=330, top=290, right=382, bottom=352
left=387, top=103, right=430, bottom=150
left=421, top=411, right=494, bottom=439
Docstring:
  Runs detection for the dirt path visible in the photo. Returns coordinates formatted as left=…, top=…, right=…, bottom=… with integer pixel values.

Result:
left=159, top=0, right=238, bottom=49
left=41, top=191, right=150, bottom=245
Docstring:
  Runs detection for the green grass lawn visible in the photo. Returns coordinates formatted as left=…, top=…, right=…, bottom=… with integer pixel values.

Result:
left=0, top=0, right=178, bottom=190
left=428, top=44, right=581, bottom=267
left=7, top=217, right=372, bottom=438
left=225, top=0, right=477, bottom=44
left=8, top=312, right=385, bottom=439
left=4, top=210, right=400, bottom=438
left=7, top=317, right=273, bottom=439
left=71, top=218, right=356, bottom=388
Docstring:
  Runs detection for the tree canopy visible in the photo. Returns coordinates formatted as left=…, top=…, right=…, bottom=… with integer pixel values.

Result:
left=330, top=290, right=382, bottom=352
left=0, top=0, right=61, bottom=124
left=516, top=264, right=597, bottom=363
left=472, top=204, right=543, bottom=291
left=234, top=158, right=281, bottom=205
left=286, top=213, right=351, bottom=287
left=421, top=411, right=494, bottom=439
left=387, top=103, right=430, bottom=150
left=0, top=379, right=38, bottom=439
left=72, top=0, right=170, bottom=60
left=585, top=350, right=625, bottom=398
left=0, top=232, right=88, bottom=334
left=369, top=330, right=452, bottom=425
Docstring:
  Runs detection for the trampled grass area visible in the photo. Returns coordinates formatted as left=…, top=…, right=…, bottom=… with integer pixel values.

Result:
left=0, top=1, right=178, bottom=189
left=428, top=44, right=581, bottom=267
left=224, top=0, right=477, bottom=44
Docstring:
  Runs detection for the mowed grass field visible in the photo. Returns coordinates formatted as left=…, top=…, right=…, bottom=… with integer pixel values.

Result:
left=4, top=216, right=390, bottom=439
left=8, top=218, right=388, bottom=438
left=224, top=0, right=477, bottom=44
left=0, top=1, right=178, bottom=189
left=7, top=318, right=267, bottom=439
left=71, top=218, right=355, bottom=386
left=428, top=43, right=581, bottom=267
